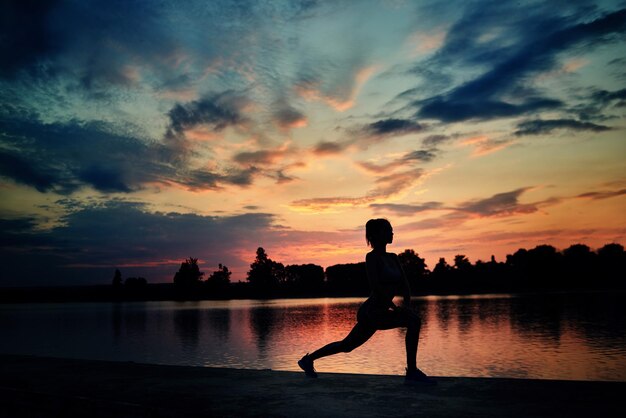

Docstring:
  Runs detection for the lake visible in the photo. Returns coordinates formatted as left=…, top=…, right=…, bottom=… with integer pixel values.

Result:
left=1, top=292, right=625, bottom=381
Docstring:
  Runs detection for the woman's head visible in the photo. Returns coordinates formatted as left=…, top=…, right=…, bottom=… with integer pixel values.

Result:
left=365, top=218, right=393, bottom=247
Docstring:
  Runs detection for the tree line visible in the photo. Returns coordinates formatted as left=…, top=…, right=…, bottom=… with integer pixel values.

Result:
left=110, top=242, right=625, bottom=300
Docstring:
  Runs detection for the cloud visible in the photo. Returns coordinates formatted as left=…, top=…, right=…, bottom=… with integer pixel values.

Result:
left=404, top=149, right=438, bottom=163
left=0, top=148, right=63, bottom=193
left=166, top=91, right=250, bottom=139
left=357, top=149, right=437, bottom=173
left=514, top=119, right=612, bottom=136
left=291, top=168, right=424, bottom=210
left=233, top=149, right=289, bottom=166
left=0, top=1, right=62, bottom=78
left=417, top=98, right=563, bottom=123
left=272, top=103, right=307, bottom=130
left=360, top=118, right=424, bottom=137
left=577, top=188, right=626, bottom=200
left=457, top=188, right=538, bottom=217
left=422, top=134, right=452, bottom=147
left=311, top=141, right=347, bottom=156
left=460, top=135, right=514, bottom=156
left=370, top=168, right=424, bottom=198
left=370, top=201, right=443, bottom=216
left=590, top=88, right=626, bottom=107
left=407, top=6, right=626, bottom=122
left=0, top=113, right=260, bottom=194
left=397, top=187, right=565, bottom=233
left=294, top=65, right=377, bottom=112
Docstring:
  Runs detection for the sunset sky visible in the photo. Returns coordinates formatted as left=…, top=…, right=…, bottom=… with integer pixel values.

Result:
left=1, top=0, right=625, bottom=286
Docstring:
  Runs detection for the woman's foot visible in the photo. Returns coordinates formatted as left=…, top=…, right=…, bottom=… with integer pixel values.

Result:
left=298, top=354, right=318, bottom=378
left=405, top=368, right=437, bottom=385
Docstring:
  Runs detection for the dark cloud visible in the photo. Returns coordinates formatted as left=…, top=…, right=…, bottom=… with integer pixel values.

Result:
left=590, top=88, right=626, bottom=107
left=370, top=201, right=443, bottom=216
left=0, top=0, right=62, bottom=78
left=0, top=116, right=149, bottom=193
left=359, top=118, right=424, bottom=138
left=272, top=104, right=307, bottom=129
left=166, top=91, right=249, bottom=138
left=0, top=201, right=277, bottom=286
left=370, top=168, right=424, bottom=198
left=0, top=113, right=258, bottom=194
left=514, top=119, right=612, bottom=136
left=399, top=187, right=566, bottom=232
left=408, top=7, right=626, bottom=122
left=0, top=148, right=62, bottom=192
left=418, top=98, right=562, bottom=122
left=357, top=149, right=437, bottom=174
left=76, top=166, right=132, bottom=193
left=233, top=149, right=286, bottom=166
left=422, top=135, right=452, bottom=147
left=312, top=141, right=346, bottom=156
left=457, top=188, right=538, bottom=216
left=570, top=87, right=626, bottom=122
left=404, top=149, right=437, bottom=163
left=577, top=188, right=626, bottom=200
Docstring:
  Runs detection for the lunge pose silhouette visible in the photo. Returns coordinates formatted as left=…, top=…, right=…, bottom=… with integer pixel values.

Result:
left=298, top=218, right=435, bottom=384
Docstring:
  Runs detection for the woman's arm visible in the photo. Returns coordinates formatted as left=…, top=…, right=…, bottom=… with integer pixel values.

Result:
left=393, top=253, right=412, bottom=308
left=365, top=252, right=396, bottom=309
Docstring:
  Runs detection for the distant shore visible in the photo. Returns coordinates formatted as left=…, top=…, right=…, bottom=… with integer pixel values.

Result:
left=0, top=354, right=623, bottom=417
left=1, top=282, right=624, bottom=304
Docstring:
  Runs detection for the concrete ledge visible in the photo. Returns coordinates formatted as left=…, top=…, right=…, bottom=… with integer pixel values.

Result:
left=0, top=354, right=623, bottom=417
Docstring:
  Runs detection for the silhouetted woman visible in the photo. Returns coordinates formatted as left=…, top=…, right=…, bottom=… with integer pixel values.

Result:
left=298, top=218, right=435, bottom=384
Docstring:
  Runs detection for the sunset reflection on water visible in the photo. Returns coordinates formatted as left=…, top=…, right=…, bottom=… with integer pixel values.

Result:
left=1, top=292, right=625, bottom=381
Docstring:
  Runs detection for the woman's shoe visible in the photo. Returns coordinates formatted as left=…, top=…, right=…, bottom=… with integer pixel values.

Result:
left=298, top=353, right=318, bottom=378
left=405, top=368, right=437, bottom=385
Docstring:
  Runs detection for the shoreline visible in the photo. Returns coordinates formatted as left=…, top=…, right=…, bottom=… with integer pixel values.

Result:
left=1, top=286, right=622, bottom=305
left=1, top=355, right=623, bottom=417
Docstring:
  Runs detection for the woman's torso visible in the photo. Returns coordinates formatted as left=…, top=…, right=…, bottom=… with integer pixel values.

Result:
left=367, top=252, right=403, bottom=307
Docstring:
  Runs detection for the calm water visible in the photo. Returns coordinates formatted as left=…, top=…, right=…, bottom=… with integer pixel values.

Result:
left=1, top=292, right=625, bottom=381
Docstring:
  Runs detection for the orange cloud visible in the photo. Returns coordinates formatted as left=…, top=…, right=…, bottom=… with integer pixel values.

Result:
left=294, top=65, right=378, bottom=112
left=290, top=168, right=424, bottom=211
left=408, top=29, right=447, bottom=55
left=460, top=135, right=513, bottom=156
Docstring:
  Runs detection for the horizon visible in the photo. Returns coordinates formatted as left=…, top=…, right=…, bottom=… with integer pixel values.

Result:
left=1, top=1, right=625, bottom=286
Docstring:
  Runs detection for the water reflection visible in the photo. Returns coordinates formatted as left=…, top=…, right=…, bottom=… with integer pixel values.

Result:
left=249, top=307, right=276, bottom=356
left=205, top=308, right=230, bottom=341
left=174, top=305, right=201, bottom=348
left=0, top=293, right=625, bottom=381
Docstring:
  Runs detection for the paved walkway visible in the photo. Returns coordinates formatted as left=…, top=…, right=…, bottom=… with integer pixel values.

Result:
left=0, top=355, right=623, bottom=417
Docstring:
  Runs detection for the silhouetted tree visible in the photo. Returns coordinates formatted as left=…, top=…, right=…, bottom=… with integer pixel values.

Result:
left=597, top=243, right=626, bottom=287
left=285, top=264, right=325, bottom=294
left=432, top=257, right=451, bottom=276
left=563, top=244, right=596, bottom=287
left=431, top=257, right=452, bottom=292
left=453, top=255, right=472, bottom=271
left=174, top=257, right=204, bottom=287
left=206, top=263, right=231, bottom=293
left=112, top=269, right=123, bottom=288
left=325, top=262, right=368, bottom=296
left=397, top=249, right=429, bottom=293
left=247, top=248, right=285, bottom=296
left=124, top=277, right=147, bottom=298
